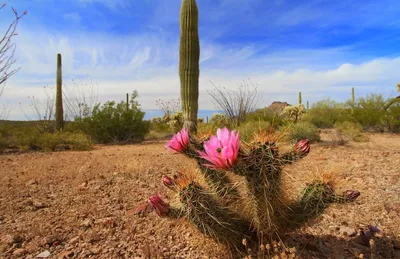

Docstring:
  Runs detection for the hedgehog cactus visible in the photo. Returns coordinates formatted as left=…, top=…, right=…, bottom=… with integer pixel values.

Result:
left=179, top=0, right=200, bottom=134
left=137, top=126, right=361, bottom=254
left=178, top=181, right=253, bottom=250
left=55, top=53, right=64, bottom=130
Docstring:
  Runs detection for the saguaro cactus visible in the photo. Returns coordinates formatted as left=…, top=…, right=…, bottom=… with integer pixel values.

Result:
left=179, top=0, right=200, bottom=133
left=306, top=100, right=309, bottom=110
left=126, top=93, right=129, bottom=111
left=55, top=53, right=64, bottom=130
left=298, top=92, right=302, bottom=105
left=351, top=87, right=355, bottom=114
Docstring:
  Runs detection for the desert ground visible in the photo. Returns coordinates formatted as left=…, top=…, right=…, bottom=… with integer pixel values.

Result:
left=0, top=130, right=399, bottom=258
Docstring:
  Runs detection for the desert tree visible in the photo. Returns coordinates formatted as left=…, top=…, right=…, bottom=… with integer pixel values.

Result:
left=0, top=3, right=27, bottom=119
left=156, top=98, right=181, bottom=117
left=208, top=79, right=262, bottom=127
left=63, top=77, right=99, bottom=121
left=0, top=3, right=27, bottom=91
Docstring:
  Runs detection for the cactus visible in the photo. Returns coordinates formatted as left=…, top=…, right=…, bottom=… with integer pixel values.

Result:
left=55, top=53, right=64, bottom=130
left=351, top=87, right=355, bottom=114
left=126, top=93, right=129, bottom=111
left=298, top=91, right=302, bottom=105
left=139, top=124, right=360, bottom=254
left=306, top=100, right=309, bottom=110
left=179, top=0, right=200, bottom=134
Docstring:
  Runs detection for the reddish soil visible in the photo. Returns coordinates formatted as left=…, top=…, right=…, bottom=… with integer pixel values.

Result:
left=0, top=130, right=399, bottom=258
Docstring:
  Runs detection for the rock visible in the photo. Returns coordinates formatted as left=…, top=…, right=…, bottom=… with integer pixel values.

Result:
left=36, top=250, right=51, bottom=258
left=2, top=234, right=23, bottom=246
left=339, top=226, right=357, bottom=237
left=68, top=236, right=80, bottom=245
left=40, top=235, right=60, bottom=246
left=81, top=218, right=92, bottom=228
left=57, top=250, right=74, bottom=258
left=13, top=248, right=27, bottom=256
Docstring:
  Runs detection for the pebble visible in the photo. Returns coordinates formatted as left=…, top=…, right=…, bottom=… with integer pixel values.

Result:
left=13, top=248, right=27, bottom=256
left=36, top=250, right=51, bottom=258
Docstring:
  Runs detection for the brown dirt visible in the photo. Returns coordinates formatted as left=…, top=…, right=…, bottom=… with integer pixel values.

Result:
left=0, top=130, right=399, bottom=258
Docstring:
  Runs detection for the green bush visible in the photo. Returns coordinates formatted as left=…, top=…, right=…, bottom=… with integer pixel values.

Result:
left=166, top=111, right=184, bottom=133
left=245, top=109, right=285, bottom=127
left=303, top=99, right=352, bottom=128
left=335, top=121, right=369, bottom=142
left=70, top=91, right=150, bottom=143
left=287, top=122, right=320, bottom=143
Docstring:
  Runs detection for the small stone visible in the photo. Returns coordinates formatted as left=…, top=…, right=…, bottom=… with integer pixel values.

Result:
left=68, top=236, right=80, bottom=245
left=13, top=248, right=27, bottom=256
left=57, top=250, right=74, bottom=258
left=40, top=235, right=60, bottom=246
left=36, top=250, right=51, bottom=258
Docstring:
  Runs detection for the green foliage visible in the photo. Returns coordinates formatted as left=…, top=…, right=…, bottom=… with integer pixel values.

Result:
left=166, top=111, right=184, bottom=133
left=303, top=99, right=352, bottom=128
left=287, top=121, right=320, bottom=143
left=335, top=121, right=369, bottom=142
left=71, top=91, right=150, bottom=143
left=209, top=113, right=228, bottom=127
left=353, top=93, right=400, bottom=132
left=0, top=123, right=92, bottom=151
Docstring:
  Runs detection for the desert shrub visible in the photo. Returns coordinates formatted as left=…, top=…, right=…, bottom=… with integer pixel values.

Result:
left=385, top=105, right=400, bottom=133
left=238, top=120, right=272, bottom=143
left=12, top=129, right=42, bottom=150
left=209, top=113, right=228, bottom=127
left=304, top=99, right=351, bottom=128
left=244, top=109, right=285, bottom=127
left=166, top=111, right=184, bottom=133
left=353, top=94, right=387, bottom=131
left=335, top=121, right=369, bottom=142
left=71, top=91, right=149, bottom=143
left=287, top=121, right=320, bottom=143
left=0, top=132, right=9, bottom=149
left=144, top=131, right=173, bottom=141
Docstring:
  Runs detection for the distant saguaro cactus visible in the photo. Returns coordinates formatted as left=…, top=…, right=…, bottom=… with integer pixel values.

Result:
left=298, top=92, right=302, bottom=105
left=306, top=101, right=309, bottom=110
left=351, top=87, right=355, bottom=114
left=179, top=0, right=200, bottom=133
left=126, top=93, right=129, bottom=111
left=55, top=53, right=64, bottom=130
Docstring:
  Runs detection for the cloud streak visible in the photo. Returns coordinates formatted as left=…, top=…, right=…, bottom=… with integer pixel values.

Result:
left=1, top=0, right=400, bottom=120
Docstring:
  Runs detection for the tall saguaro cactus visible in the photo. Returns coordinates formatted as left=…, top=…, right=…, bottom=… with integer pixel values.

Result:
left=179, top=0, right=200, bottom=133
left=55, top=53, right=64, bottom=130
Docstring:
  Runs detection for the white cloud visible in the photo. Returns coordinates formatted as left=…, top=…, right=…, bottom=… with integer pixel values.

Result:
left=1, top=27, right=399, bottom=120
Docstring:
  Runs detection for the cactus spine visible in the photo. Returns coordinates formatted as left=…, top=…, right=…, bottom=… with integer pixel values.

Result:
left=179, top=0, right=200, bottom=133
left=55, top=53, right=64, bottom=130
left=298, top=91, right=302, bottom=105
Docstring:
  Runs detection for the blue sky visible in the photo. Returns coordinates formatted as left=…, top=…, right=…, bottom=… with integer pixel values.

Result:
left=1, top=0, right=400, bottom=120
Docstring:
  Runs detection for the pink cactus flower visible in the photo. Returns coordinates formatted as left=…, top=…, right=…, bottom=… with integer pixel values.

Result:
left=148, top=194, right=169, bottom=216
left=162, top=175, right=175, bottom=189
left=165, top=128, right=189, bottom=153
left=198, top=127, right=240, bottom=169
left=294, top=139, right=310, bottom=156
